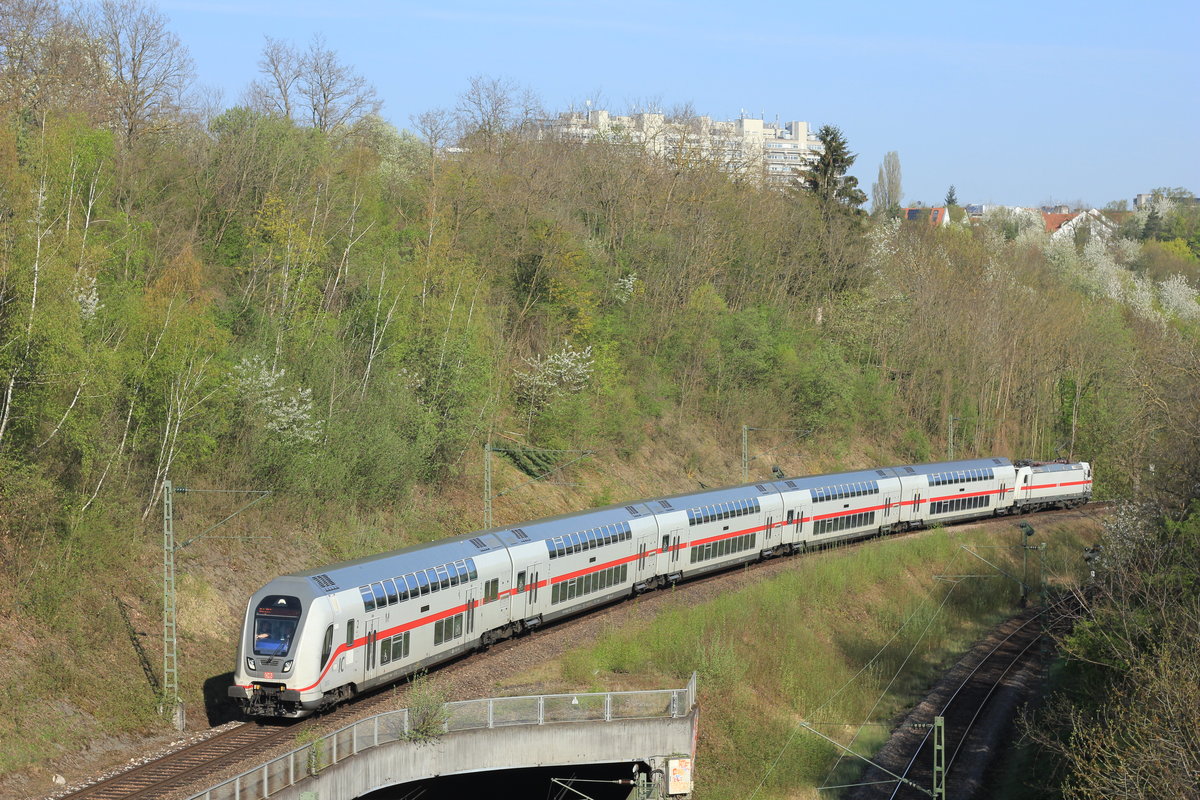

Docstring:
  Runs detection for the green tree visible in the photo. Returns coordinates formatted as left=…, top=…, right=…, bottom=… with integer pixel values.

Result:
left=944, top=184, right=958, bottom=207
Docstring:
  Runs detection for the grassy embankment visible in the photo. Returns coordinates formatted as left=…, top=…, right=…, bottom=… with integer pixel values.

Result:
left=496, top=515, right=1104, bottom=800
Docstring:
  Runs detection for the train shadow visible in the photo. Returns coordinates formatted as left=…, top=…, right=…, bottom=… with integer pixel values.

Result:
left=202, top=671, right=242, bottom=727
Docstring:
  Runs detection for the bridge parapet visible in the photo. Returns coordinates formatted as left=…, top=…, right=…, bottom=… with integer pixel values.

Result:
left=188, top=673, right=698, bottom=800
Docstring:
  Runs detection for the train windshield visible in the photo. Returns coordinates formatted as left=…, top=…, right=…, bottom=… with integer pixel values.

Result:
left=253, top=594, right=302, bottom=657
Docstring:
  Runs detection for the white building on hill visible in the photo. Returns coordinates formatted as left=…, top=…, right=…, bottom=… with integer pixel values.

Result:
left=537, top=108, right=822, bottom=186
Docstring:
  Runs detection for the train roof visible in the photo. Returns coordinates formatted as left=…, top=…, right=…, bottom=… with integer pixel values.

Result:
left=1026, top=460, right=1088, bottom=473
left=758, top=457, right=1012, bottom=492
left=285, top=531, right=508, bottom=595
left=273, top=456, right=1023, bottom=594
left=886, top=457, right=1013, bottom=477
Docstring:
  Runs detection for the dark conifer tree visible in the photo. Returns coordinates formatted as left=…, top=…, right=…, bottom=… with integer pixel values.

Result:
left=793, top=124, right=866, bottom=213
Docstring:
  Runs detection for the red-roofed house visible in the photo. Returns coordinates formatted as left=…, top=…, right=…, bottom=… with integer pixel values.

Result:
left=902, top=207, right=950, bottom=226
left=1043, top=208, right=1119, bottom=241
left=1043, top=212, right=1079, bottom=234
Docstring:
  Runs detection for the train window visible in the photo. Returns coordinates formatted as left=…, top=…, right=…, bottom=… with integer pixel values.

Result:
left=448, top=566, right=460, bottom=587
left=415, top=571, right=430, bottom=595
left=425, top=568, right=440, bottom=592
left=380, top=638, right=391, bottom=666
left=372, top=582, right=386, bottom=607
left=383, top=579, right=399, bottom=605
left=467, top=558, right=479, bottom=581
left=346, top=618, right=355, bottom=647
left=436, top=565, right=451, bottom=590
left=453, top=614, right=463, bottom=639
left=455, top=562, right=470, bottom=584
left=484, top=578, right=499, bottom=603
left=397, top=575, right=411, bottom=602
left=393, top=632, right=409, bottom=661
left=359, top=586, right=375, bottom=613
left=321, top=625, right=334, bottom=669
left=517, top=571, right=526, bottom=592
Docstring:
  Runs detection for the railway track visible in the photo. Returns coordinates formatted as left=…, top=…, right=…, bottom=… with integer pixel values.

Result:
left=53, top=723, right=286, bottom=800
left=50, top=505, right=1103, bottom=800
left=847, top=591, right=1085, bottom=799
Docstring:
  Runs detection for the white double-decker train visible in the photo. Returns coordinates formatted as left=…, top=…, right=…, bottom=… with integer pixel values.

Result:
left=229, top=456, right=1092, bottom=717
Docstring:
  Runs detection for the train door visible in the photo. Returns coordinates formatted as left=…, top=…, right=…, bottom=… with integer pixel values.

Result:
left=786, top=509, right=799, bottom=544
left=364, top=619, right=379, bottom=678
left=635, top=531, right=657, bottom=584
left=464, top=588, right=477, bottom=638
left=514, top=562, right=543, bottom=619
left=912, top=489, right=923, bottom=524
left=668, top=529, right=683, bottom=568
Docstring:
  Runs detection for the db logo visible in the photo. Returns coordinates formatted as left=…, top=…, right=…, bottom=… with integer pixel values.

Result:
left=264, top=672, right=275, bottom=679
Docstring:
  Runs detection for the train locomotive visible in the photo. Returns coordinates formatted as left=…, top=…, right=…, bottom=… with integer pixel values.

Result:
left=229, top=456, right=1091, bottom=718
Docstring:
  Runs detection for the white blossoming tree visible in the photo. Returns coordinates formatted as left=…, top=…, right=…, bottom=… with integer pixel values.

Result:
left=512, top=342, right=594, bottom=427
left=233, top=356, right=323, bottom=445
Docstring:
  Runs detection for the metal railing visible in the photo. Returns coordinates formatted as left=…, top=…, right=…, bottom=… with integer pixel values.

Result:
left=187, top=673, right=697, bottom=800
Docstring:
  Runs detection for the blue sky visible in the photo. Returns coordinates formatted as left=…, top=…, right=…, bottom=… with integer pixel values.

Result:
left=163, top=0, right=1198, bottom=208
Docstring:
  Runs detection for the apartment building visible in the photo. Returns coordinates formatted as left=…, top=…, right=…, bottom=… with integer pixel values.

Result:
left=537, top=108, right=822, bottom=186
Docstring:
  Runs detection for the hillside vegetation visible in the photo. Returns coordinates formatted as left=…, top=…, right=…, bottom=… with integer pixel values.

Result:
left=1, top=1, right=1199, bottom=793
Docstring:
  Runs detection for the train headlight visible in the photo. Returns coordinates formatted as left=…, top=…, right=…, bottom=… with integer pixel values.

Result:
left=283, top=660, right=293, bottom=673
left=246, top=657, right=257, bottom=672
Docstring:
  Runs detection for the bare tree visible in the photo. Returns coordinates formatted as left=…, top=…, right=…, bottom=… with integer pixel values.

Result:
left=245, top=35, right=302, bottom=120
left=91, top=0, right=194, bottom=142
left=298, top=34, right=380, bottom=132
left=455, top=75, right=540, bottom=155
left=871, top=150, right=902, bottom=217
left=245, top=34, right=380, bottom=132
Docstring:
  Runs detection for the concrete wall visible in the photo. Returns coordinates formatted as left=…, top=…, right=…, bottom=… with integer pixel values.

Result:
left=273, top=710, right=698, bottom=800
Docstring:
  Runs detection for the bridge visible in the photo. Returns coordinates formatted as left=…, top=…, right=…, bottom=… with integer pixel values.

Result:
left=187, top=674, right=699, bottom=800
